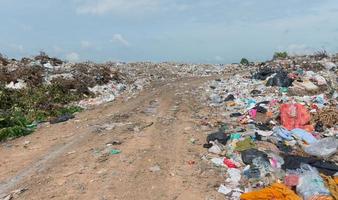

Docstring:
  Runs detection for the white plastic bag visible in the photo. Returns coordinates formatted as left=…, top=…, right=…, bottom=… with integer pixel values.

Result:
left=304, top=137, right=338, bottom=158
left=296, top=164, right=331, bottom=200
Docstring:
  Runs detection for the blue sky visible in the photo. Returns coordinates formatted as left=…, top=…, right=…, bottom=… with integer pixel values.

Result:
left=1, top=0, right=338, bottom=63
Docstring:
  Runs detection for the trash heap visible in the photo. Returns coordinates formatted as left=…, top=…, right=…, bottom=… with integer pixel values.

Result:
left=0, top=53, right=229, bottom=141
left=202, top=55, right=337, bottom=199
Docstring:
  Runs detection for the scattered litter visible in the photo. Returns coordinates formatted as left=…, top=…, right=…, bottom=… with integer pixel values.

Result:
left=110, top=149, right=121, bottom=155
left=149, top=165, right=161, bottom=172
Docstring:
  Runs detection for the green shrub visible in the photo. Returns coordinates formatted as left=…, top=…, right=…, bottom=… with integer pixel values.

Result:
left=0, top=84, right=85, bottom=141
left=273, top=52, right=288, bottom=59
left=240, top=58, right=249, bottom=66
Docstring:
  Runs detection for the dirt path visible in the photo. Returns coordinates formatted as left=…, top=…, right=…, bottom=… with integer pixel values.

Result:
left=0, top=77, right=226, bottom=200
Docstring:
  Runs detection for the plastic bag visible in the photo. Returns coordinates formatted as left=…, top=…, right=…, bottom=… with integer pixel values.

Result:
left=266, top=70, right=293, bottom=87
left=273, top=126, right=293, bottom=140
left=280, top=103, right=312, bottom=131
left=284, top=170, right=300, bottom=187
left=303, top=137, right=338, bottom=158
left=296, top=164, right=331, bottom=200
left=207, top=131, right=229, bottom=144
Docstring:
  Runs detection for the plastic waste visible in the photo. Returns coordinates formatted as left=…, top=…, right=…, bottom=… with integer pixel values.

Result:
left=206, top=131, right=229, bottom=144
left=252, top=67, right=276, bottom=80
left=210, top=93, right=222, bottom=104
left=223, top=158, right=237, bottom=168
left=280, top=103, right=312, bottom=131
left=50, top=113, right=74, bottom=124
left=266, top=70, right=293, bottom=87
left=110, top=149, right=121, bottom=155
left=208, top=141, right=223, bottom=154
left=211, top=157, right=225, bottom=166
left=303, top=137, right=338, bottom=158
left=252, top=157, right=272, bottom=176
left=230, top=133, right=241, bottom=140
left=284, top=170, right=300, bottom=187
left=267, top=152, right=284, bottom=169
left=248, top=109, right=257, bottom=119
left=224, top=94, right=235, bottom=102
left=314, top=121, right=324, bottom=132
left=243, top=166, right=261, bottom=179
left=218, top=184, right=232, bottom=195
left=226, top=168, right=241, bottom=186
left=296, top=164, right=331, bottom=200
left=241, top=149, right=268, bottom=165
left=291, top=128, right=317, bottom=144
left=230, top=112, right=242, bottom=117
left=250, top=89, right=261, bottom=96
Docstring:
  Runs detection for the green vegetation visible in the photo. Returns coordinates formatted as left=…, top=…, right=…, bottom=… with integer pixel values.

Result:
left=0, top=84, right=84, bottom=141
left=273, top=52, right=288, bottom=59
left=240, top=58, right=250, bottom=66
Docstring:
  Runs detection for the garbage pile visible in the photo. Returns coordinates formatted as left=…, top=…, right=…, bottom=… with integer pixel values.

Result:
left=0, top=53, right=229, bottom=141
left=202, top=55, right=337, bottom=199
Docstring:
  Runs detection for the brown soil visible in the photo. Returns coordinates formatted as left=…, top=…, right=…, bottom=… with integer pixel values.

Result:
left=0, top=77, right=227, bottom=200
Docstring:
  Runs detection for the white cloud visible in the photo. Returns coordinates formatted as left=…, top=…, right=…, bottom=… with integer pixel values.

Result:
left=110, top=34, right=130, bottom=46
left=76, top=0, right=159, bottom=15
left=81, top=40, right=91, bottom=48
left=66, top=52, right=80, bottom=62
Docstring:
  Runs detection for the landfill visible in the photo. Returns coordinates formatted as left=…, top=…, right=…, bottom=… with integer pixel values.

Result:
left=0, top=51, right=337, bottom=199
left=201, top=53, right=338, bottom=199
left=0, top=52, right=231, bottom=141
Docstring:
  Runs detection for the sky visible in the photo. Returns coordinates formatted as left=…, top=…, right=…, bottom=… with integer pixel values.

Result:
left=1, top=0, right=338, bottom=63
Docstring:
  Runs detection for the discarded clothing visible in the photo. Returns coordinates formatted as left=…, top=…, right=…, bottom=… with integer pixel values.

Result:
left=240, top=183, right=301, bottom=200
left=273, top=126, right=293, bottom=140
left=256, top=141, right=280, bottom=153
left=235, top=138, right=256, bottom=151
left=282, top=155, right=338, bottom=176
left=241, top=148, right=268, bottom=165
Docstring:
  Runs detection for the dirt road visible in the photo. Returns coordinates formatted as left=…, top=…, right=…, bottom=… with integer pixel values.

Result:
left=0, top=77, right=226, bottom=200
